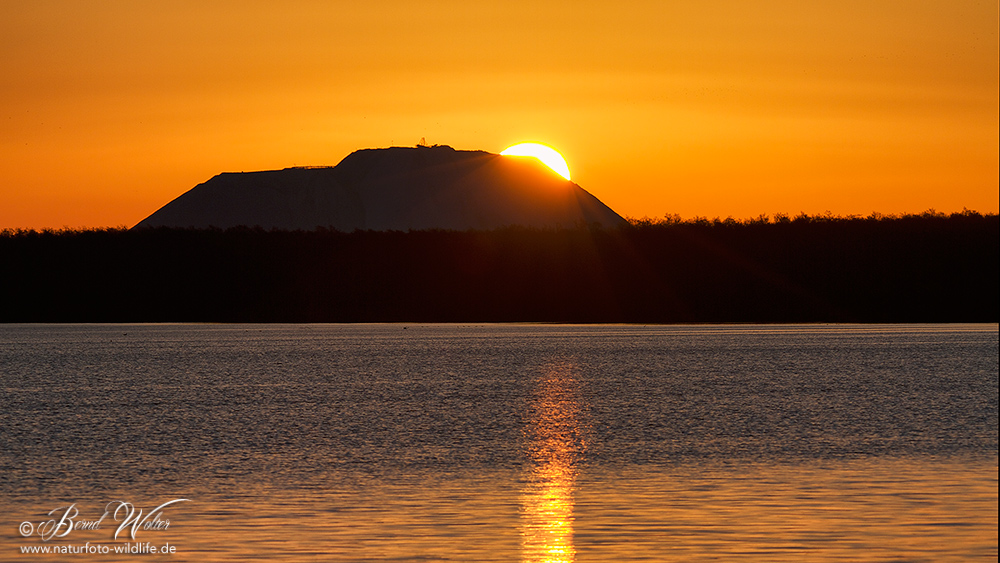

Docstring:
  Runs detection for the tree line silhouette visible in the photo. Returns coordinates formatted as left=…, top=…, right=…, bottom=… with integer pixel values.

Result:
left=2, top=210, right=996, bottom=322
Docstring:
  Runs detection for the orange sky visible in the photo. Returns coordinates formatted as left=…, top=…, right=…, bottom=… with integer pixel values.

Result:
left=2, top=1, right=997, bottom=229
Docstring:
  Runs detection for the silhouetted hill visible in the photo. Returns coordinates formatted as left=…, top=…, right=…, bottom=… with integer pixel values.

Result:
left=134, top=145, right=626, bottom=231
left=2, top=211, right=996, bottom=323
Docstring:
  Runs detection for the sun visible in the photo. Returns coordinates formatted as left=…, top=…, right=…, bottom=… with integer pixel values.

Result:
left=500, top=143, right=571, bottom=181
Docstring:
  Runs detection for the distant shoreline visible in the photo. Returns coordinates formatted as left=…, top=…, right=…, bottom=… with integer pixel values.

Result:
left=2, top=211, right=996, bottom=323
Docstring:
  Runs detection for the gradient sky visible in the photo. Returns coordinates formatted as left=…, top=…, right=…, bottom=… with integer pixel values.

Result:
left=2, top=1, right=997, bottom=229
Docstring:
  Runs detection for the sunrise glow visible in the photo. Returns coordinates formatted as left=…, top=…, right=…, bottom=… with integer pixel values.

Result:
left=1, top=2, right=996, bottom=229
left=501, top=143, right=572, bottom=181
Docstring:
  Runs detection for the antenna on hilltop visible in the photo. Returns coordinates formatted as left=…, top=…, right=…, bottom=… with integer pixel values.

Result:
left=417, top=137, right=429, bottom=147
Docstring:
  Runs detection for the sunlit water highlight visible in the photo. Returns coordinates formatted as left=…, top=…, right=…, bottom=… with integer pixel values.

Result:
left=521, top=361, right=583, bottom=562
left=1, top=324, right=996, bottom=561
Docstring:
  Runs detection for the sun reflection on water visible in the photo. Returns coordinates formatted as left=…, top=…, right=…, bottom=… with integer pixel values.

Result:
left=521, top=361, right=585, bottom=563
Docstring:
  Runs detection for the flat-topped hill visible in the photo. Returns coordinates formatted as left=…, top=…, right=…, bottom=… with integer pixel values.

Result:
left=134, top=145, right=626, bottom=231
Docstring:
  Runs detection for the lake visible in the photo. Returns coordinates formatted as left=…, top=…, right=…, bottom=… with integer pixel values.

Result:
left=1, top=324, right=996, bottom=561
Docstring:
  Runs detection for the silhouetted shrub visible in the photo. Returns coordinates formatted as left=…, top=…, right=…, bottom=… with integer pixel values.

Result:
left=1, top=212, right=996, bottom=322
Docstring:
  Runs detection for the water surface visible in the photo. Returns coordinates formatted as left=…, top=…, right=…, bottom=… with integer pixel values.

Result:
left=1, top=324, right=996, bottom=561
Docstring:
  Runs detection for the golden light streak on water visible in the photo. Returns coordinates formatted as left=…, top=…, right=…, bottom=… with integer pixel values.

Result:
left=521, top=361, right=585, bottom=563
left=521, top=469, right=576, bottom=563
